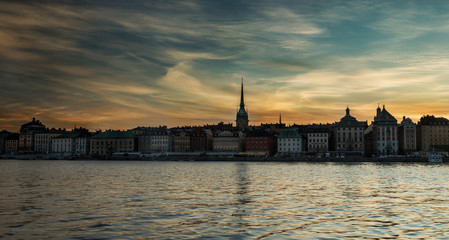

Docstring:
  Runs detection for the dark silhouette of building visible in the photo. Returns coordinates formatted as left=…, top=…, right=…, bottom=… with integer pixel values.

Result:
left=190, top=128, right=212, bottom=151
left=204, top=122, right=234, bottom=132
left=236, top=78, right=249, bottom=130
left=19, top=118, right=46, bottom=153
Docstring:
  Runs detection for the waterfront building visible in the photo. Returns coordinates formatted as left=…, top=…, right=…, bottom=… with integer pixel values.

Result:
left=4, top=133, right=19, bottom=154
left=306, top=126, right=329, bottom=153
left=190, top=128, right=212, bottom=152
left=90, top=130, right=135, bottom=156
left=18, top=118, right=46, bottom=153
left=0, top=130, right=12, bottom=154
left=150, top=130, right=172, bottom=153
left=136, top=127, right=169, bottom=153
left=52, top=132, right=78, bottom=154
left=236, top=78, right=249, bottom=130
left=50, top=128, right=91, bottom=155
left=416, top=115, right=449, bottom=152
left=333, top=107, right=367, bottom=154
left=367, top=105, right=398, bottom=156
left=138, top=134, right=151, bottom=153
left=213, top=131, right=245, bottom=152
left=173, top=131, right=190, bottom=152
left=34, top=129, right=66, bottom=153
left=75, top=131, right=92, bottom=156
left=245, top=130, right=276, bottom=156
left=277, top=128, right=302, bottom=156
left=398, top=116, right=417, bottom=155
left=131, top=126, right=148, bottom=136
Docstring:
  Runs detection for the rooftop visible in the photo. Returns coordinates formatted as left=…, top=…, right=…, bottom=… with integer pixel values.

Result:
left=91, top=130, right=134, bottom=139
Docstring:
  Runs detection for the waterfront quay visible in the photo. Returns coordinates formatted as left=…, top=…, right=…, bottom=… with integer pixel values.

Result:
left=1, top=153, right=436, bottom=163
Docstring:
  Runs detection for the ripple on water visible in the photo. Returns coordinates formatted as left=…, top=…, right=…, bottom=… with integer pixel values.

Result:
left=1, top=161, right=449, bottom=239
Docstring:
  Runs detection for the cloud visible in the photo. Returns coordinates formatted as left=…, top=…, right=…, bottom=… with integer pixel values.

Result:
left=1, top=1, right=449, bottom=131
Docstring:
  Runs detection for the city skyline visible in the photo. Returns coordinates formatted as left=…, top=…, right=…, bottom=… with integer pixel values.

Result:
left=2, top=1, right=449, bottom=131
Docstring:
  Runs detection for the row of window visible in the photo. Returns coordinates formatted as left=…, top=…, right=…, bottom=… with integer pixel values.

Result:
left=338, top=137, right=363, bottom=142
left=308, top=134, right=328, bottom=137
left=377, top=143, right=396, bottom=147
left=309, top=144, right=327, bottom=149
left=337, top=144, right=360, bottom=148
left=278, top=148, right=301, bottom=151
left=337, top=127, right=364, bottom=131
left=92, top=146, right=133, bottom=150
left=93, top=141, right=133, bottom=145
left=279, top=138, right=301, bottom=142
left=310, top=138, right=327, bottom=143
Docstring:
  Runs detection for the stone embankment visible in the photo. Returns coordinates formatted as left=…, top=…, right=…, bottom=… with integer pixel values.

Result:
left=0, top=154, right=438, bottom=162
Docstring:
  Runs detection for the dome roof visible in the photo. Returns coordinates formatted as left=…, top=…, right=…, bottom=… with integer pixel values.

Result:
left=334, top=107, right=366, bottom=127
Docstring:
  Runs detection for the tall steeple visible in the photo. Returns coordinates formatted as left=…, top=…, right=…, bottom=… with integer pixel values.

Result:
left=236, top=77, right=249, bottom=130
left=239, top=77, right=245, bottom=110
left=279, top=113, right=282, bottom=124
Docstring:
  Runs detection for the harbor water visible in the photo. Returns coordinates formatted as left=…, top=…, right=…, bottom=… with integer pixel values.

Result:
left=1, top=160, right=449, bottom=239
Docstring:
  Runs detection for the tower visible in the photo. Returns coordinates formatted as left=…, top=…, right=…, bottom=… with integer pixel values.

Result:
left=236, top=77, right=249, bottom=130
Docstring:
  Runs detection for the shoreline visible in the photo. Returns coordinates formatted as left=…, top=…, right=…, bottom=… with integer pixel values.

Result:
left=0, top=155, right=442, bottom=163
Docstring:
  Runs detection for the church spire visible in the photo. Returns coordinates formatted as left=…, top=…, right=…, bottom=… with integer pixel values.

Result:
left=279, top=113, right=282, bottom=124
left=239, top=77, right=245, bottom=110
left=236, top=77, right=249, bottom=130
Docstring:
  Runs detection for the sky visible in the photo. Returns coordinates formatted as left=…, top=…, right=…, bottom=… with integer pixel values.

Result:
left=2, top=0, right=449, bottom=131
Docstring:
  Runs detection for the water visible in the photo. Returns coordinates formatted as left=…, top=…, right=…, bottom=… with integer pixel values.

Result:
left=1, top=160, right=449, bottom=239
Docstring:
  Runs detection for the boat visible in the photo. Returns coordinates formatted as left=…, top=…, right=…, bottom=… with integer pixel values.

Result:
left=428, top=152, right=443, bottom=163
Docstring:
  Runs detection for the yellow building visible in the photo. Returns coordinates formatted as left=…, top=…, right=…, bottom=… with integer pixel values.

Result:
left=173, top=131, right=190, bottom=152
left=213, top=131, right=245, bottom=152
left=90, top=130, right=135, bottom=156
left=417, top=115, right=449, bottom=152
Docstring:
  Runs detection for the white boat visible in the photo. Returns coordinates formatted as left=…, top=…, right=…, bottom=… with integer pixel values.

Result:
left=428, top=152, right=443, bottom=163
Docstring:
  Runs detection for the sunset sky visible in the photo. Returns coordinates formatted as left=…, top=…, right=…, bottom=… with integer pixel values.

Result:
left=2, top=0, right=449, bottom=131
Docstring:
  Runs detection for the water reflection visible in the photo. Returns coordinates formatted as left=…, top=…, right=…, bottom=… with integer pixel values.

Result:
left=1, top=161, right=449, bottom=239
left=233, top=162, right=250, bottom=226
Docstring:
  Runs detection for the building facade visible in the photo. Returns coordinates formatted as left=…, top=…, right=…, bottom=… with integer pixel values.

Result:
left=150, top=131, right=172, bottom=153
left=0, top=131, right=12, bottom=154
left=136, top=127, right=170, bottom=153
left=417, top=115, right=449, bottom=152
left=18, top=118, right=46, bottom=153
left=75, top=134, right=91, bottom=156
left=213, top=131, right=245, bottom=152
left=34, top=129, right=65, bottom=153
left=52, top=133, right=77, bottom=154
left=277, top=128, right=302, bottom=156
left=90, top=130, right=135, bottom=156
left=333, top=107, right=367, bottom=154
left=398, top=116, right=417, bottom=155
left=4, top=133, right=19, bottom=154
left=190, top=128, right=212, bottom=152
left=173, top=131, right=190, bottom=152
left=371, top=105, right=398, bottom=156
left=245, top=131, right=276, bottom=156
left=307, top=131, right=329, bottom=152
